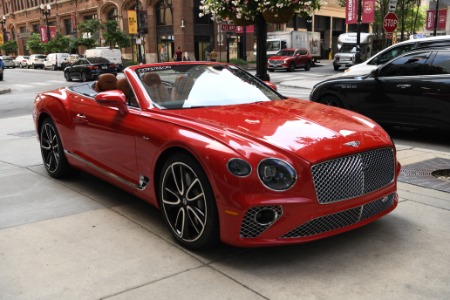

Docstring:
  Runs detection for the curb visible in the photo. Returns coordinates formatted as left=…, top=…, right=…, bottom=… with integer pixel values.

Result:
left=0, top=88, right=11, bottom=95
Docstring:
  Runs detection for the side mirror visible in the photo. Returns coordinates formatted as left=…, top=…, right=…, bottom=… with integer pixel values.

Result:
left=370, top=68, right=379, bottom=79
left=95, top=90, right=129, bottom=115
left=263, top=81, right=277, bottom=91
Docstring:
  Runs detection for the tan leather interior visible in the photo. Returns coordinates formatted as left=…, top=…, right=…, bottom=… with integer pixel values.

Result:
left=142, top=72, right=170, bottom=103
left=94, top=73, right=117, bottom=92
left=171, top=75, right=194, bottom=101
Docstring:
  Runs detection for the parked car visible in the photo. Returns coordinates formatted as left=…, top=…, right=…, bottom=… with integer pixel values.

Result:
left=27, top=54, right=47, bottom=69
left=33, top=62, right=400, bottom=250
left=0, top=56, right=16, bottom=68
left=14, top=55, right=30, bottom=68
left=63, top=57, right=117, bottom=82
left=44, top=53, right=70, bottom=70
left=343, top=35, right=450, bottom=76
left=267, top=48, right=312, bottom=72
left=85, top=47, right=123, bottom=71
left=310, top=48, right=450, bottom=131
left=60, top=54, right=80, bottom=69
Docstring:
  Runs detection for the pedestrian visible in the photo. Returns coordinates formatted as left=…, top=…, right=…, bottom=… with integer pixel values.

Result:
left=183, top=51, right=190, bottom=61
left=159, top=46, right=166, bottom=62
left=175, top=47, right=183, bottom=61
left=0, top=58, right=4, bottom=70
left=210, top=49, right=217, bottom=62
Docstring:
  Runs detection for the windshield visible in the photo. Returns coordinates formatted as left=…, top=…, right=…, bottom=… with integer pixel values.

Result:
left=267, top=40, right=281, bottom=51
left=136, top=64, right=283, bottom=109
left=276, top=50, right=294, bottom=56
left=339, top=44, right=358, bottom=53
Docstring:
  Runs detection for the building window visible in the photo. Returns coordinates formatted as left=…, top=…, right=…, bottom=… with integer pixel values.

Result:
left=64, top=18, right=75, bottom=35
left=156, top=0, right=173, bottom=26
left=107, top=8, right=118, bottom=21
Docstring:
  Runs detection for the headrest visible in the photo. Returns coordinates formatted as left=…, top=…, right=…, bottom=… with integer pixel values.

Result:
left=116, top=77, right=131, bottom=96
left=143, top=73, right=162, bottom=86
left=96, top=73, right=117, bottom=92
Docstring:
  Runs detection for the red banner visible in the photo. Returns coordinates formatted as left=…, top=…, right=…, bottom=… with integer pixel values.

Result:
left=346, top=0, right=358, bottom=24
left=426, top=9, right=447, bottom=31
left=362, top=0, right=375, bottom=23
left=346, top=0, right=374, bottom=24
left=39, top=26, right=57, bottom=43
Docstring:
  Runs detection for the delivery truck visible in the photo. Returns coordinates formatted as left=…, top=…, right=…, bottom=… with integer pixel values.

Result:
left=266, top=31, right=321, bottom=62
left=333, top=32, right=374, bottom=71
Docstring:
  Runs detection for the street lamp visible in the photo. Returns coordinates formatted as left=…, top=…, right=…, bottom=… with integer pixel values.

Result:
left=40, top=3, right=51, bottom=42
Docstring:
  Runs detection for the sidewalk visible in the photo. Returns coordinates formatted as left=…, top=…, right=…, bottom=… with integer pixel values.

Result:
left=1, top=111, right=450, bottom=298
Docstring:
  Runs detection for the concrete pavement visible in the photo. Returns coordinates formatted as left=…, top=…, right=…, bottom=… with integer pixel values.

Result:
left=1, top=85, right=450, bottom=299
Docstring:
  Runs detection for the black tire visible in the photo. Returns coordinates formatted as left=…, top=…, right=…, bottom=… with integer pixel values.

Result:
left=268, top=69, right=274, bottom=72
left=33, top=64, right=36, bottom=69
left=305, top=61, right=311, bottom=71
left=52, top=64, right=57, bottom=71
left=64, top=71, right=72, bottom=82
left=319, top=95, right=344, bottom=108
left=288, top=62, right=295, bottom=72
left=40, top=118, right=73, bottom=178
left=159, top=153, right=219, bottom=250
left=334, top=65, right=340, bottom=71
left=81, top=72, right=88, bottom=82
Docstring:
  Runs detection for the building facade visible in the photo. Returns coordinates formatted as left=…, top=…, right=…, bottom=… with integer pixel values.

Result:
left=1, top=0, right=347, bottom=61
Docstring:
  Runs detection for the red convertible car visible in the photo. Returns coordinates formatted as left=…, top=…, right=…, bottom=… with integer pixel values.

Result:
left=33, top=62, right=400, bottom=249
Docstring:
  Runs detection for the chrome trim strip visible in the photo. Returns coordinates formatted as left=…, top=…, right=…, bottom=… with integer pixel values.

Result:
left=64, top=150, right=146, bottom=191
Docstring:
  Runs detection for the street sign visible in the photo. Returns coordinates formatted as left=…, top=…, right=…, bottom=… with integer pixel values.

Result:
left=389, top=0, right=397, bottom=12
left=384, top=12, right=398, bottom=33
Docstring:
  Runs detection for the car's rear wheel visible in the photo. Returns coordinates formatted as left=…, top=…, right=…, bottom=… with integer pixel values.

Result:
left=334, top=65, right=340, bottom=71
left=159, top=153, right=219, bottom=250
left=40, top=118, right=73, bottom=178
left=319, top=95, right=344, bottom=108
left=64, top=71, right=72, bottom=82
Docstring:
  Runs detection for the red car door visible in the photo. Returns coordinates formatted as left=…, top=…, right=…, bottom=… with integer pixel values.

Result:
left=69, top=95, right=139, bottom=184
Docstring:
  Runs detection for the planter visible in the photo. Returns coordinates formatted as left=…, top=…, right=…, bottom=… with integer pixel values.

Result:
left=231, top=16, right=255, bottom=26
left=262, top=6, right=295, bottom=24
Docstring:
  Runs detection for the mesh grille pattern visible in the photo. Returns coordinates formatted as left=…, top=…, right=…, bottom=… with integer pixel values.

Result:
left=240, top=206, right=283, bottom=238
left=311, top=148, right=395, bottom=204
left=282, top=193, right=396, bottom=238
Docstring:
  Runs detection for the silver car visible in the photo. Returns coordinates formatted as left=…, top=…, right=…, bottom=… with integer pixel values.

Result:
left=0, top=56, right=15, bottom=68
left=27, top=54, right=46, bottom=69
left=14, top=55, right=30, bottom=68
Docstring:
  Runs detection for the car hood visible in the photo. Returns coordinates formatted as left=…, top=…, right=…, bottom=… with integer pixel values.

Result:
left=166, top=99, right=392, bottom=163
left=268, top=55, right=291, bottom=60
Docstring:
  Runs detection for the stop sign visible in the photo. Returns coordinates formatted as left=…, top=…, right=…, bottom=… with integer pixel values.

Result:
left=384, top=12, right=398, bottom=33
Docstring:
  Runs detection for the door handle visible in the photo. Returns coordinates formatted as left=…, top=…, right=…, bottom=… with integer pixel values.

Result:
left=75, top=113, right=88, bottom=124
left=396, top=84, right=411, bottom=88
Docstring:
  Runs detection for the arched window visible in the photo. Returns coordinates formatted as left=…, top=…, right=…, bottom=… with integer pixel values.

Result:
left=156, top=0, right=173, bottom=26
left=107, top=8, right=118, bottom=21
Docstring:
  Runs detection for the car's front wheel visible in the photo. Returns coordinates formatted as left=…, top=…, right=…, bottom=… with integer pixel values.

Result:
left=319, top=95, right=344, bottom=108
left=305, top=61, right=311, bottom=71
left=288, top=62, right=295, bottom=72
left=81, top=72, right=88, bottom=82
left=159, top=153, right=219, bottom=250
left=64, top=71, right=72, bottom=82
left=40, top=118, right=73, bottom=178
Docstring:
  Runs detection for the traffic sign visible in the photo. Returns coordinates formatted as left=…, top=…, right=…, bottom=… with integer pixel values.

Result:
left=384, top=12, right=398, bottom=33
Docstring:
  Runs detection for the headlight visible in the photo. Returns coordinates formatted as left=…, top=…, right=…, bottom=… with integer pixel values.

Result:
left=258, top=158, right=296, bottom=191
left=227, top=158, right=252, bottom=177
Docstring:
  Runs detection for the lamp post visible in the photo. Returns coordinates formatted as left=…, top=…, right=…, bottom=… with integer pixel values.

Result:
left=40, top=4, right=51, bottom=42
left=135, top=0, right=142, bottom=64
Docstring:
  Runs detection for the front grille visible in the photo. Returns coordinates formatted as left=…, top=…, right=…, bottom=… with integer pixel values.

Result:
left=240, top=206, right=282, bottom=238
left=269, top=60, right=283, bottom=66
left=311, top=148, right=395, bottom=204
left=282, top=193, right=396, bottom=238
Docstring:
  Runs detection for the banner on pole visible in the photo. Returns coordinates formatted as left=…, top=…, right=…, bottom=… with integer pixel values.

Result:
left=128, top=10, right=138, bottom=34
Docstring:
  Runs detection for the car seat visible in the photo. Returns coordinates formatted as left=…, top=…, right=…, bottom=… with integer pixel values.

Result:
left=94, top=73, right=117, bottom=92
left=142, top=72, right=170, bottom=103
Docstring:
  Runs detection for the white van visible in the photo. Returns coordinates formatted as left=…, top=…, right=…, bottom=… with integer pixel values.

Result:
left=343, top=35, right=450, bottom=76
left=84, top=47, right=122, bottom=71
left=44, top=53, right=70, bottom=70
